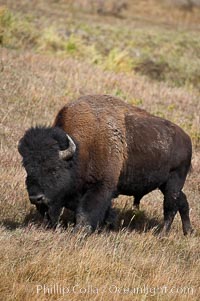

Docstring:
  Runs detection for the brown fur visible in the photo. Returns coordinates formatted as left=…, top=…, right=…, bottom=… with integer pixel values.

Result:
left=52, top=95, right=193, bottom=235
left=53, top=95, right=149, bottom=188
left=19, top=94, right=193, bottom=234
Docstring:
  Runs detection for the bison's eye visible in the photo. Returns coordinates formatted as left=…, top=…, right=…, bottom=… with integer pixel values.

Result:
left=43, top=167, right=58, bottom=176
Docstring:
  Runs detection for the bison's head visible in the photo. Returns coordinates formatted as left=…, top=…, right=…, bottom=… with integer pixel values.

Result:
left=18, top=126, right=77, bottom=224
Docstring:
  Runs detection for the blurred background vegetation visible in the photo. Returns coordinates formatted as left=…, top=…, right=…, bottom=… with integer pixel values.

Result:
left=1, top=0, right=200, bottom=91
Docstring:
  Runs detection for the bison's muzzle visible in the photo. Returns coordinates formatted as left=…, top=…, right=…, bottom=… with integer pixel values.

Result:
left=29, top=194, right=45, bottom=205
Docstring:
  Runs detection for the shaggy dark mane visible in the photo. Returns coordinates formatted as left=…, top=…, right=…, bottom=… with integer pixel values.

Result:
left=18, top=126, right=69, bottom=158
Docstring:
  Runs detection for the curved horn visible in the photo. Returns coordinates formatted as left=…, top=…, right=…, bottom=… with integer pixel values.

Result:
left=59, top=134, right=76, bottom=160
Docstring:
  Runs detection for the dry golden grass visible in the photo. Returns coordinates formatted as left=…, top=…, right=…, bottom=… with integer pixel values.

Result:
left=0, top=1, right=200, bottom=300
left=0, top=48, right=200, bottom=301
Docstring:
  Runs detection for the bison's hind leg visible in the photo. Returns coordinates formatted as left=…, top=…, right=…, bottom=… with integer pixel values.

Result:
left=161, top=190, right=179, bottom=235
left=160, top=169, right=193, bottom=235
left=178, top=191, right=193, bottom=235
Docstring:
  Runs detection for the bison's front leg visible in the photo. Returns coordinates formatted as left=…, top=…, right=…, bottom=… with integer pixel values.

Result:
left=75, top=185, right=113, bottom=234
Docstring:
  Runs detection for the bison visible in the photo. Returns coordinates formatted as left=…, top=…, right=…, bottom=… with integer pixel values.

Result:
left=18, top=95, right=193, bottom=235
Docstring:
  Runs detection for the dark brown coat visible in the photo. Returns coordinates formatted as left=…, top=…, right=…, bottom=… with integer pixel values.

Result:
left=19, top=95, right=193, bottom=235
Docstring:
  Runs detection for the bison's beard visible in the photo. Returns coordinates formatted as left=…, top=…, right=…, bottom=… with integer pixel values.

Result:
left=47, top=204, right=63, bottom=227
left=32, top=194, right=64, bottom=228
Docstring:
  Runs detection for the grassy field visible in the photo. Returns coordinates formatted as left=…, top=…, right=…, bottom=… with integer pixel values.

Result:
left=0, top=1, right=200, bottom=300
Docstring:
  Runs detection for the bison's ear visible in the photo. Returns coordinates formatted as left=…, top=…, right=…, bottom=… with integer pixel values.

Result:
left=59, top=134, right=76, bottom=160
